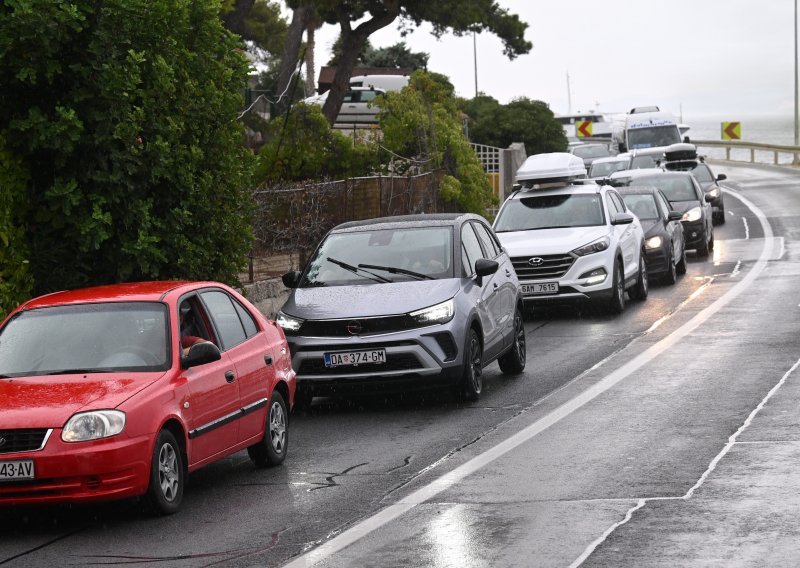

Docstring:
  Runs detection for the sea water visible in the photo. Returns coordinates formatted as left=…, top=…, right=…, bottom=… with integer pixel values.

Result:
left=684, top=116, right=797, bottom=165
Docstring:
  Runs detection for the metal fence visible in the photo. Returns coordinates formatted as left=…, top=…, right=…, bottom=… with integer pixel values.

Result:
left=693, top=139, right=800, bottom=166
left=246, top=170, right=461, bottom=282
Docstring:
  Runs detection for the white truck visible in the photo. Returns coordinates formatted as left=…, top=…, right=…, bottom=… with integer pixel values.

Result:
left=617, top=111, right=686, bottom=154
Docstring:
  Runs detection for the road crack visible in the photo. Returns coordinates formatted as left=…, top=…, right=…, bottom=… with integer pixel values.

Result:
left=308, top=462, right=369, bottom=492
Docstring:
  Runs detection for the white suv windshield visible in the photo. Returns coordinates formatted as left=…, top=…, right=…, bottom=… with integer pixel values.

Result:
left=495, top=194, right=605, bottom=232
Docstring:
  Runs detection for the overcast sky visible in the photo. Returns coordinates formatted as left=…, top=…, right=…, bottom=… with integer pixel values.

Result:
left=309, top=0, right=796, bottom=122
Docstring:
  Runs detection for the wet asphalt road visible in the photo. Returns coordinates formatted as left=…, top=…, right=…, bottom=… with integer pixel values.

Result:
left=2, top=162, right=799, bottom=567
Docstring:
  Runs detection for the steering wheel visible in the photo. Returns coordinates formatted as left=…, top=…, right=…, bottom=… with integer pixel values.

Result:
left=116, top=345, right=160, bottom=366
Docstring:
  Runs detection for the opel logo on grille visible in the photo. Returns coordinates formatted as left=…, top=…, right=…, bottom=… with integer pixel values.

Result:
left=528, top=257, right=544, bottom=266
left=0, top=437, right=6, bottom=448
left=345, top=320, right=363, bottom=335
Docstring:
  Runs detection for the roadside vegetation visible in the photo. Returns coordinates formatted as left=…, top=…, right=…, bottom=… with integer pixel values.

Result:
left=0, top=0, right=254, bottom=311
left=461, top=95, right=569, bottom=155
left=0, top=0, right=569, bottom=319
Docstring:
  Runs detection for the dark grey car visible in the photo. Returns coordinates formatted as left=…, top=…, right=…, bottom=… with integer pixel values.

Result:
left=277, top=214, right=527, bottom=406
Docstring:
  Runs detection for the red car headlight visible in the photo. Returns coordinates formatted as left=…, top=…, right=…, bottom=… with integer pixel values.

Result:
left=62, top=410, right=126, bottom=442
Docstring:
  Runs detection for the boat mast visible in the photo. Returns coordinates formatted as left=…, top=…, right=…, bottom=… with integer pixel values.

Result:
left=566, top=71, right=572, bottom=114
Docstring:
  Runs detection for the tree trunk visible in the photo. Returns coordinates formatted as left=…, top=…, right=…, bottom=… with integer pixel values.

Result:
left=221, top=0, right=256, bottom=38
left=305, top=23, right=317, bottom=97
left=321, top=1, right=401, bottom=125
left=275, top=6, right=315, bottom=115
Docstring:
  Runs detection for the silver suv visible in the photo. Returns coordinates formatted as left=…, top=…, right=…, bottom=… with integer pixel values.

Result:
left=277, top=214, right=527, bottom=406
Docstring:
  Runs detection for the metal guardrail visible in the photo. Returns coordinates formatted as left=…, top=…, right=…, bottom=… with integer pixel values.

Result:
left=692, top=139, right=800, bottom=166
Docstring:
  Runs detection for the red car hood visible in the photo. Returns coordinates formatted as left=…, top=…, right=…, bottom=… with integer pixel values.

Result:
left=0, top=372, right=167, bottom=429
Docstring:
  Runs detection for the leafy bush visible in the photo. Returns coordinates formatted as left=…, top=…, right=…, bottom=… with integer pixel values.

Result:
left=0, top=0, right=255, bottom=295
left=0, top=136, right=33, bottom=320
left=461, top=95, right=568, bottom=155
left=255, top=103, right=380, bottom=183
left=378, top=71, right=494, bottom=214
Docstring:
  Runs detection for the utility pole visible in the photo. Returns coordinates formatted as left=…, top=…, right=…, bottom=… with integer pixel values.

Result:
left=566, top=72, right=572, bottom=114
left=795, top=0, right=799, bottom=164
left=473, top=31, right=478, bottom=98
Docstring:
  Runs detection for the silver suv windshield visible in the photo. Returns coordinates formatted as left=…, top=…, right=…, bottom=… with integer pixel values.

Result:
left=0, top=302, right=169, bottom=377
left=300, top=226, right=454, bottom=287
left=494, top=193, right=606, bottom=232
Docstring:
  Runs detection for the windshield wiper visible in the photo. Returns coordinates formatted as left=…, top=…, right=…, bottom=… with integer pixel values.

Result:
left=43, top=369, right=106, bottom=375
left=358, top=263, right=433, bottom=280
left=326, top=257, right=391, bottom=283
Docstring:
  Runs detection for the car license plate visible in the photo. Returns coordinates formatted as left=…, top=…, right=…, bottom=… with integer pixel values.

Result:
left=324, top=349, right=386, bottom=367
left=0, top=460, right=34, bottom=481
left=521, top=282, right=559, bottom=295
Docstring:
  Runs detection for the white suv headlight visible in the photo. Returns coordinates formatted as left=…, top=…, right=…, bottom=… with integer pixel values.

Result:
left=62, top=410, right=126, bottom=442
left=706, top=187, right=720, bottom=198
left=572, top=236, right=610, bottom=257
left=410, top=299, right=454, bottom=325
left=682, top=207, right=702, bottom=222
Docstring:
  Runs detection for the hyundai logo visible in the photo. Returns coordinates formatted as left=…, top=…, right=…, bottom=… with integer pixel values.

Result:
left=345, top=320, right=363, bottom=335
left=528, top=257, right=544, bottom=267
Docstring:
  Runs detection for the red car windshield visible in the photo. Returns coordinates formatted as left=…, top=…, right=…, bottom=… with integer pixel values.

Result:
left=0, top=302, right=170, bottom=377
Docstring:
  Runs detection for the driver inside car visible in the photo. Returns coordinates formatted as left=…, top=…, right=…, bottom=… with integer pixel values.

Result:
left=179, top=302, right=211, bottom=356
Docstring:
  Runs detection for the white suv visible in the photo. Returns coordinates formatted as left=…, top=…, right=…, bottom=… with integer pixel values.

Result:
left=492, top=153, right=648, bottom=313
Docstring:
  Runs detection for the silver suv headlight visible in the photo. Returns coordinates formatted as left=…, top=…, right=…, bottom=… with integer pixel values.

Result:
left=572, top=236, right=610, bottom=257
left=410, top=299, right=454, bottom=325
left=62, top=410, right=126, bottom=442
left=276, top=311, right=304, bottom=334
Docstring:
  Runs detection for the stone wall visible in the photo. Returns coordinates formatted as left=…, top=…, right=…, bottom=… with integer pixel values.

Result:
left=242, top=277, right=290, bottom=320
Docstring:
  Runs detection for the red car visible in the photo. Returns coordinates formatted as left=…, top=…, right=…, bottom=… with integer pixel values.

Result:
left=0, top=281, right=295, bottom=514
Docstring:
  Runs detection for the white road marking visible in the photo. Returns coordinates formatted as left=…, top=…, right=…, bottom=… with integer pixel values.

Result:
left=283, top=188, right=774, bottom=568
left=742, top=216, right=750, bottom=239
left=731, top=260, right=742, bottom=277
left=571, top=186, right=781, bottom=566
left=570, top=356, right=800, bottom=567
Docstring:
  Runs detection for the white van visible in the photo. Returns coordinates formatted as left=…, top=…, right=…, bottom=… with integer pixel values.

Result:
left=620, top=111, right=684, bottom=153
left=348, top=74, right=409, bottom=92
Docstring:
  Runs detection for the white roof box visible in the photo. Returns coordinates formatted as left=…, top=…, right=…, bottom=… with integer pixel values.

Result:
left=515, top=152, right=587, bottom=184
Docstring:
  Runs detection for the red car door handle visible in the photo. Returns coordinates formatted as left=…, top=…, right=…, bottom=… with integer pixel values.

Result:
left=264, top=354, right=273, bottom=366
left=224, top=370, right=236, bottom=383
